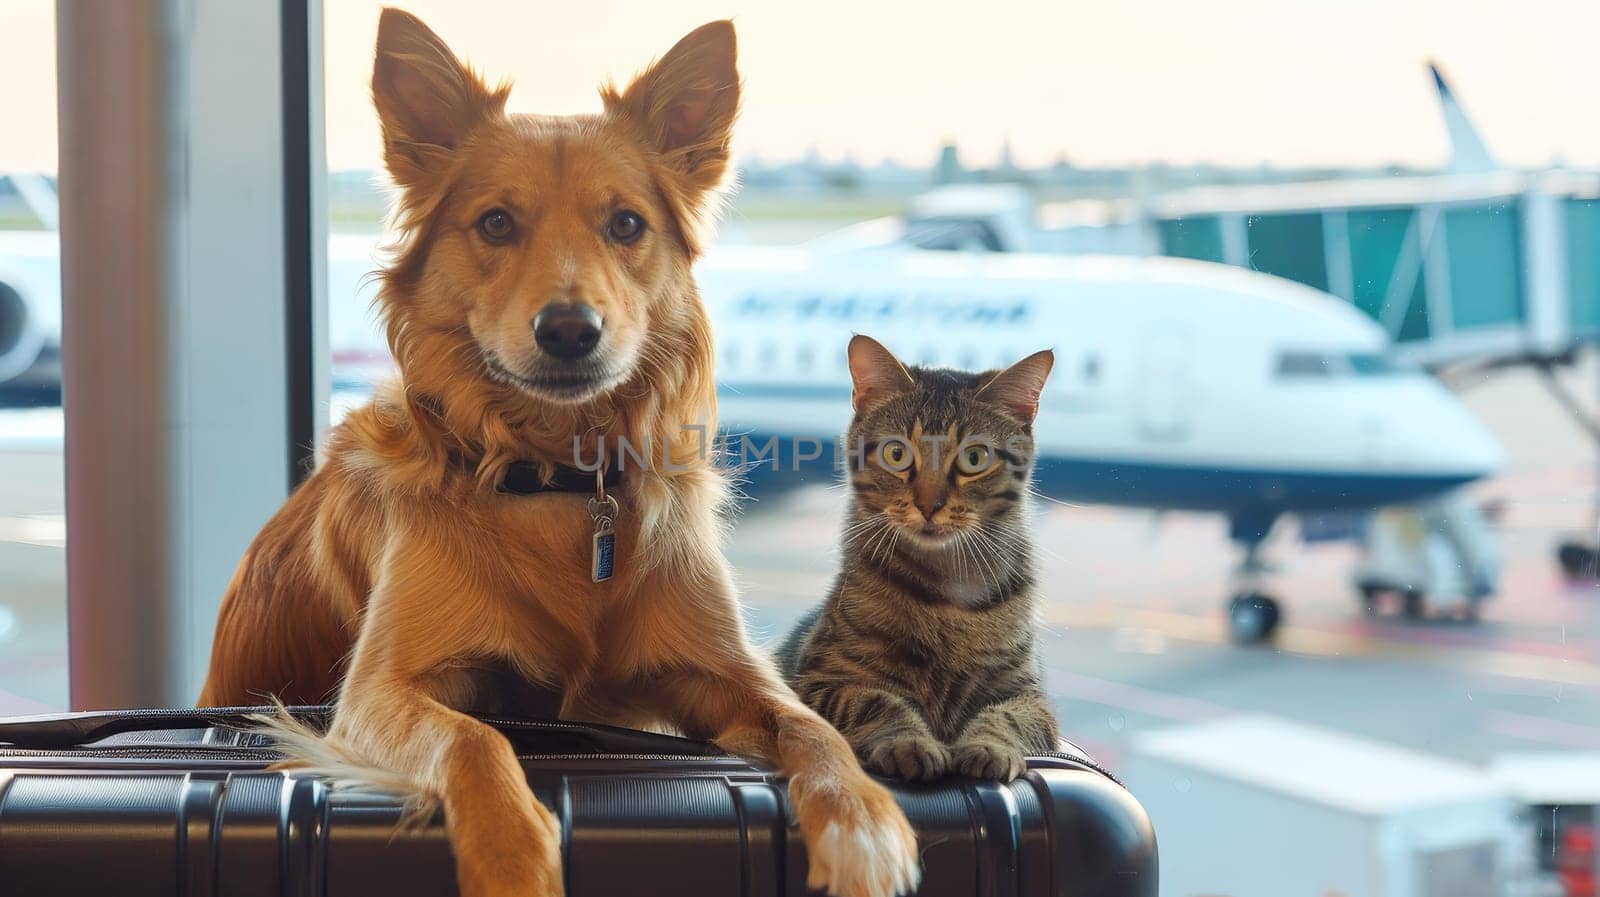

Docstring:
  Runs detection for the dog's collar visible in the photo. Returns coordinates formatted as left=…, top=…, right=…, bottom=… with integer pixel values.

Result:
left=497, top=461, right=623, bottom=496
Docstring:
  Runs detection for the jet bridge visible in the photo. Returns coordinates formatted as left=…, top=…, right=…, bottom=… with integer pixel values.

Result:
left=1152, top=171, right=1600, bottom=369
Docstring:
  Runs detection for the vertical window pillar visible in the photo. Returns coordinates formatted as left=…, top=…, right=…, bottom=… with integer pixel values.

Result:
left=56, top=0, right=324, bottom=708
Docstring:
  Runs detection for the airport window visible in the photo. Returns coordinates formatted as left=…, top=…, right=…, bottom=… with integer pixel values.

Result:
left=6, top=5, right=1600, bottom=897
left=1157, top=216, right=1225, bottom=263
left=1444, top=202, right=1523, bottom=330
left=1347, top=207, right=1433, bottom=342
left=0, top=10, right=66, bottom=712
left=1567, top=198, right=1600, bottom=338
left=1245, top=211, right=1330, bottom=292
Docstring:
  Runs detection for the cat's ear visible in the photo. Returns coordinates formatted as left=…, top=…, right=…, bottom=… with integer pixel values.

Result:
left=981, top=349, right=1054, bottom=424
left=848, top=335, right=915, bottom=413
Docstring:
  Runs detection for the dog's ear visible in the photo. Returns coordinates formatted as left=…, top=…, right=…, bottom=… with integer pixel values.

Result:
left=372, top=7, right=507, bottom=187
left=847, top=335, right=915, bottom=414
left=979, top=350, right=1055, bottom=424
left=606, top=20, right=741, bottom=199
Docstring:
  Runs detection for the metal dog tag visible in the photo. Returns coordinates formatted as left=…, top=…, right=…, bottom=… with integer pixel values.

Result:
left=591, top=517, right=616, bottom=583
left=588, top=492, right=619, bottom=583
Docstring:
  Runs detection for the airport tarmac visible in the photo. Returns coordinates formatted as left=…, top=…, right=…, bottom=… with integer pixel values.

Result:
left=0, top=363, right=1597, bottom=781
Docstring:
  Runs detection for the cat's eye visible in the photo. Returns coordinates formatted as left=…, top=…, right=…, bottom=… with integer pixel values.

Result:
left=477, top=208, right=515, bottom=243
left=878, top=439, right=912, bottom=472
left=957, top=443, right=992, bottom=475
left=607, top=209, right=646, bottom=244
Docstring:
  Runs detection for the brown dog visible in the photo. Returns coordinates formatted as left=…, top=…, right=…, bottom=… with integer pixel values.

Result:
left=197, top=10, right=919, bottom=897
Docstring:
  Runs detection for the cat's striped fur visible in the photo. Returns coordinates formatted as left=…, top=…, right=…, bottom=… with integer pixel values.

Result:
left=777, top=336, right=1059, bottom=782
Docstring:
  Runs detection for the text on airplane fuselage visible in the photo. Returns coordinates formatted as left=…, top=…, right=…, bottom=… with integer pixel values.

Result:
left=730, top=292, right=1035, bottom=326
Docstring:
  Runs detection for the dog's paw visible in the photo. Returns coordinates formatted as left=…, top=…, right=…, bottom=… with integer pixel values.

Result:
left=802, top=781, right=921, bottom=897
left=451, top=795, right=565, bottom=897
left=950, top=739, right=1026, bottom=782
left=864, top=734, right=952, bottom=782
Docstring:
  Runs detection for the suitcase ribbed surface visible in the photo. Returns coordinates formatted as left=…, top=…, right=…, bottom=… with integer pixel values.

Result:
left=0, top=708, right=1156, bottom=897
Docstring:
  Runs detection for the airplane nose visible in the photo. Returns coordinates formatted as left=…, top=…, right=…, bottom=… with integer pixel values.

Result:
left=1450, top=414, right=1504, bottom=478
left=533, top=303, right=602, bottom=361
left=1406, top=384, right=1504, bottom=479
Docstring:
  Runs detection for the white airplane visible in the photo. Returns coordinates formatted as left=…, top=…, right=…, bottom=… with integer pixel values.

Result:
left=695, top=245, right=1502, bottom=640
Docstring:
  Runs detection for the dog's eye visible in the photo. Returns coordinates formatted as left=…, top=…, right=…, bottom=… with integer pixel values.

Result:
left=478, top=208, right=515, bottom=242
left=607, top=210, right=646, bottom=244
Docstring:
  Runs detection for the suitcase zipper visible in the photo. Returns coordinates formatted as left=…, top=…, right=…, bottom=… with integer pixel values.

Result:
left=0, top=746, right=1116, bottom=781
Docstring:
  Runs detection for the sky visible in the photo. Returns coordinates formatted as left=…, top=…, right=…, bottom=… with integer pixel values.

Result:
left=5, top=0, right=1600, bottom=172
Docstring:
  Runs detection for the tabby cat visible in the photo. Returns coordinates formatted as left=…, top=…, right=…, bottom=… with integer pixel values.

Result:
left=776, top=335, right=1060, bottom=782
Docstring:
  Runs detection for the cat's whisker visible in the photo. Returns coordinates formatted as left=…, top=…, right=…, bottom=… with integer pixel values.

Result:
left=1000, top=516, right=1065, bottom=564
left=956, top=530, right=990, bottom=589
left=964, top=530, right=1004, bottom=592
left=964, top=526, right=1010, bottom=590
left=838, top=517, right=882, bottom=542
left=867, top=526, right=889, bottom=565
left=864, top=519, right=897, bottom=566
left=1026, top=486, right=1084, bottom=510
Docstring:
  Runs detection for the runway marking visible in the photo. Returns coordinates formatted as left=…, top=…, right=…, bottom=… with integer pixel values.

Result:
left=0, top=409, right=64, bottom=451
left=1484, top=710, right=1600, bottom=749
left=0, top=514, right=63, bottom=548
left=1045, top=603, right=1600, bottom=688
left=1043, top=667, right=1228, bottom=723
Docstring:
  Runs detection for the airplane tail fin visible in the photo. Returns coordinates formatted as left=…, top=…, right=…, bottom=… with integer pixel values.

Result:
left=1428, top=62, right=1497, bottom=173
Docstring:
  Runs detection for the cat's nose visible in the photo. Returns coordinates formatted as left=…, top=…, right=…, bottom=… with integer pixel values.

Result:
left=915, top=495, right=947, bottom=521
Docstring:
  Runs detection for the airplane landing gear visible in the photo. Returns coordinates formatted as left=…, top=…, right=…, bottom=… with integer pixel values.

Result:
left=1556, top=540, right=1597, bottom=581
left=1227, top=529, right=1282, bottom=645
left=1229, top=591, right=1281, bottom=644
left=1530, top=360, right=1600, bottom=583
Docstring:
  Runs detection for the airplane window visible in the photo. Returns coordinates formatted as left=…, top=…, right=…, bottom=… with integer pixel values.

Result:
left=1348, top=353, right=1416, bottom=375
left=903, top=217, right=1005, bottom=252
left=1276, top=352, right=1336, bottom=377
left=1279, top=352, right=1416, bottom=377
left=1083, top=355, right=1100, bottom=381
left=723, top=344, right=740, bottom=369
left=795, top=345, right=814, bottom=370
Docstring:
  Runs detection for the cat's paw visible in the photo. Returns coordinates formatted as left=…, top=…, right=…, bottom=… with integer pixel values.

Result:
left=951, top=740, right=1026, bottom=781
left=865, top=735, right=952, bottom=782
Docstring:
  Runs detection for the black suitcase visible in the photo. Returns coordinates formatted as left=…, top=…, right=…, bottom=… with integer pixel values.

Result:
left=0, top=706, right=1156, bottom=897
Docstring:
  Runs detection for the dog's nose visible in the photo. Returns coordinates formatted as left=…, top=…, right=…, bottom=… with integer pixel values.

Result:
left=533, top=303, right=603, bottom=361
